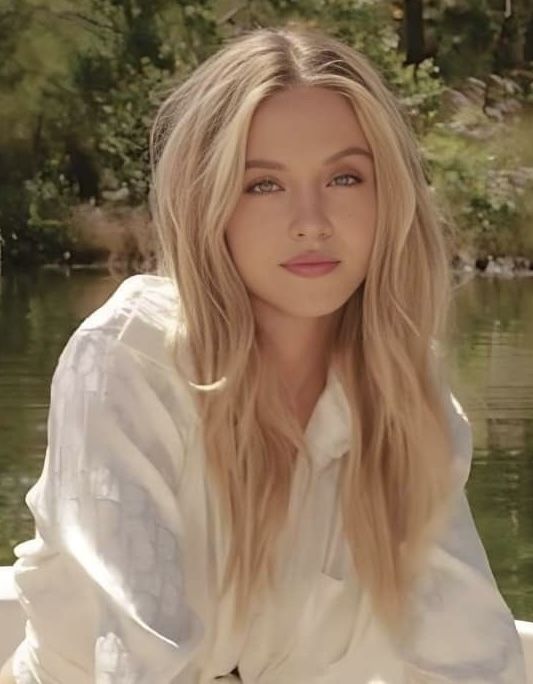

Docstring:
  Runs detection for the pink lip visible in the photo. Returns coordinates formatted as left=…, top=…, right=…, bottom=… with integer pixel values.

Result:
left=281, top=262, right=340, bottom=277
left=282, top=251, right=339, bottom=266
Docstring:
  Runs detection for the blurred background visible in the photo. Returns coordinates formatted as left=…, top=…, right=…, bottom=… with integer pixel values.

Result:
left=0, top=0, right=532, bottom=622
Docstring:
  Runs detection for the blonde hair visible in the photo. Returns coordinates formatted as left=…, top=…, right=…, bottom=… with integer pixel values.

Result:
left=149, top=23, right=457, bottom=642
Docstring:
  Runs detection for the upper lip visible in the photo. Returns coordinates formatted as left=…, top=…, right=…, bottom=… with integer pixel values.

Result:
left=281, top=251, right=340, bottom=266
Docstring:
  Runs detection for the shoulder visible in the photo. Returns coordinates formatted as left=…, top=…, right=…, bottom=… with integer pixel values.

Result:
left=441, top=384, right=474, bottom=490
left=77, top=274, right=179, bottom=364
left=429, top=343, right=473, bottom=489
left=68, top=273, right=194, bottom=378
left=53, top=273, right=197, bottom=422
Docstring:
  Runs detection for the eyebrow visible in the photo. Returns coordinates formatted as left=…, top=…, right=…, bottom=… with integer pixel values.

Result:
left=244, top=145, right=373, bottom=171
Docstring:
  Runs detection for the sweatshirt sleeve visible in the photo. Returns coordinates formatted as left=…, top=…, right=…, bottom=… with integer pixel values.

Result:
left=403, top=388, right=527, bottom=683
left=11, top=328, right=204, bottom=684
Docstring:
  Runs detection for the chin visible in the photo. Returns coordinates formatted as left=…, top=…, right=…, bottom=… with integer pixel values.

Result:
left=276, top=299, right=347, bottom=319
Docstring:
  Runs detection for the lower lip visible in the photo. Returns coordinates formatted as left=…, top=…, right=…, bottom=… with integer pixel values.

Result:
left=281, top=262, right=340, bottom=277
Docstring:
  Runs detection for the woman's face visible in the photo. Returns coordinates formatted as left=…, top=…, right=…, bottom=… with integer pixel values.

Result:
left=225, top=85, right=377, bottom=321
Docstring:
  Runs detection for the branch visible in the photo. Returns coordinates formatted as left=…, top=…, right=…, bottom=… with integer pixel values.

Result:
left=216, top=2, right=248, bottom=26
left=31, top=5, right=123, bottom=35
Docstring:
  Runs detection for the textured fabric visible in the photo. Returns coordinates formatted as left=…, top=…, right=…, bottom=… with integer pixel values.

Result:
left=10, top=274, right=527, bottom=683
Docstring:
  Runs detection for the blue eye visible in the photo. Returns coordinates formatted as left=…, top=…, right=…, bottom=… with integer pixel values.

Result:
left=332, top=173, right=362, bottom=186
left=244, top=173, right=362, bottom=195
left=245, top=178, right=280, bottom=194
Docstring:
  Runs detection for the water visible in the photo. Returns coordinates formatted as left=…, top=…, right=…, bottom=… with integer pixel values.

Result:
left=0, top=267, right=532, bottom=620
left=446, top=273, right=533, bottom=621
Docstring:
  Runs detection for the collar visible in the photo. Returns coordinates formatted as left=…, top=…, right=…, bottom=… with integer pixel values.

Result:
left=304, top=364, right=352, bottom=471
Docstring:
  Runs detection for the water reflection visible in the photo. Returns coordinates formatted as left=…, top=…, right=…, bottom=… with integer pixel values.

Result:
left=446, top=276, right=533, bottom=622
left=0, top=268, right=532, bottom=619
left=0, top=267, right=123, bottom=569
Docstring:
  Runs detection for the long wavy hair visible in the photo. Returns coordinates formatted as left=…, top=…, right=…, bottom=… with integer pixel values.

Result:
left=149, top=23, right=457, bottom=642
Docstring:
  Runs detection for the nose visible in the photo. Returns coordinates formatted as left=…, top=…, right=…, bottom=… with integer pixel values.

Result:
left=289, top=193, right=333, bottom=241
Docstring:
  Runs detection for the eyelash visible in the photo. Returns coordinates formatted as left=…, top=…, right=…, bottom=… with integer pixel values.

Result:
left=245, top=173, right=363, bottom=195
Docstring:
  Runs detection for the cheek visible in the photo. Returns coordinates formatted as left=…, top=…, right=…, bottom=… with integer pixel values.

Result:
left=333, top=183, right=376, bottom=223
left=226, top=222, right=251, bottom=263
left=339, top=224, right=370, bottom=262
left=226, top=213, right=275, bottom=261
left=225, top=217, right=248, bottom=263
left=225, top=221, right=266, bottom=285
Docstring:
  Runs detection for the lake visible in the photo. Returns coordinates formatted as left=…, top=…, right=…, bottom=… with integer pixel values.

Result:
left=0, top=266, right=532, bottom=620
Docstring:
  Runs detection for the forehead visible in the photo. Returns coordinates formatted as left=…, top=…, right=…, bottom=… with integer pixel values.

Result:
left=246, top=86, right=369, bottom=157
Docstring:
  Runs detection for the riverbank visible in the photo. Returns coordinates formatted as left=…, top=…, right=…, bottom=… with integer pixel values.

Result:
left=21, top=196, right=533, bottom=281
left=33, top=252, right=533, bottom=280
left=453, top=253, right=533, bottom=277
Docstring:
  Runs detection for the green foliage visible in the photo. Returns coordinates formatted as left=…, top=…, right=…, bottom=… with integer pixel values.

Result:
left=93, top=59, right=170, bottom=203
left=428, top=0, right=500, bottom=82
left=395, top=58, right=445, bottom=135
left=21, top=159, right=77, bottom=263
left=1, top=0, right=532, bottom=266
left=422, top=123, right=533, bottom=256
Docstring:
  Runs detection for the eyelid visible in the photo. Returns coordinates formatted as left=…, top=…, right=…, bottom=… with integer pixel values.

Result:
left=245, top=176, right=281, bottom=193
left=245, top=171, right=363, bottom=193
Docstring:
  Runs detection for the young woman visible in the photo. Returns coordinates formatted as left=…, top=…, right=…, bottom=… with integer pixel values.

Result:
left=1, top=24, right=527, bottom=684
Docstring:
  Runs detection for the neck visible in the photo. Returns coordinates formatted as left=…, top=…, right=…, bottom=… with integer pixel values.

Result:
left=253, top=300, right=341, bottom=402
